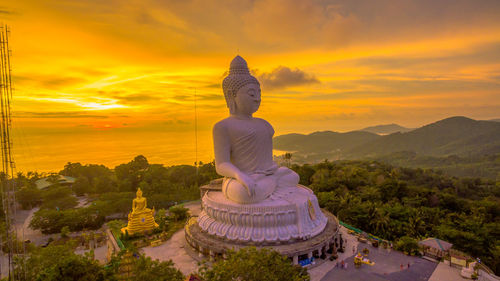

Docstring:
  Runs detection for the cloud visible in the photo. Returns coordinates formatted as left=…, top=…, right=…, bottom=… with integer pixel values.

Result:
left=257, top=66, right=319, bottom=90
left=204, top=83, right=220, bottom=89
left=112, top=93, right=158, bottom=104
left=135, top=11, right=162, bottom=26
left=347, top=41, right=500, bottom=70
left=13, top=111, right=109, bottom=119
left=0, top=7, right=16, bottom=16
left=242, top=0, right=360, bottom=50
left=11, top=0, right=500, bottom=57
left=13, top=74, right=86, bottom=89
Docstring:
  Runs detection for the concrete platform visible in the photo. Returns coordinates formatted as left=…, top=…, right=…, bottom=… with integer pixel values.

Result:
left=185, top=210, right=340, bottom=265
left=320, top=243, right=438, bottom=281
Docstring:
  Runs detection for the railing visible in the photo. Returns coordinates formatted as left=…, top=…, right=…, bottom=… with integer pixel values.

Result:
left=478, top=269, right=500, bottom=281
left=339, top=221, right=387, bottom=243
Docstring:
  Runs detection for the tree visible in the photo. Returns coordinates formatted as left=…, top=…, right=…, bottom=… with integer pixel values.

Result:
left=12, top=243, right=114, bottom=281
left=16, top=187, right=42, bottom=209
left=60, top=162, right=84, bottom=178
left=169, top=205, right=189, bottom=222
left=407, top=211, right=425, bottom=238
left=131, top=255, right=184, bottom=281
left=60, top=226, right=70, bottom=238
left=198, top=247, right=309, bottom=281
left=73, top=176, right=92, bottom=196
left=371, top=208, right=390, bottom=237
left=283, top=153, right=293, bottom=167
left=395, top=236, right=420, bottom=256
left=40, top=191, right=78, bottom=210
left=30, top=208, right=104, bottom=234
left=115, top=155, right=150, bottom=192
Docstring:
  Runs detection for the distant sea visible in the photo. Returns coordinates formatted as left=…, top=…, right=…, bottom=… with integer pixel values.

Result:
left=12, top=128, right=289, bottom=173
left=12, top=129, right=215, bottom=173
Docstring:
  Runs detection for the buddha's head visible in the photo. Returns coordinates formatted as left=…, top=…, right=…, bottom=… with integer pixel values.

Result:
left=222, top=56, right=261, bottom=115
left=136, top=188, right=143, bottom=198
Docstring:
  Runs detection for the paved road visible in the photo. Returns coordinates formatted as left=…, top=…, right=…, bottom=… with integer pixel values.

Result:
left=141, top=201, right=202, bottom=276
left=142, top=228, right=199, bottom=276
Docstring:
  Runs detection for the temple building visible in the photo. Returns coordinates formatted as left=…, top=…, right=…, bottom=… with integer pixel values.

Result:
left=121, top=188, right=158, bottom=235
left=185, top=56, right=340, bottom=267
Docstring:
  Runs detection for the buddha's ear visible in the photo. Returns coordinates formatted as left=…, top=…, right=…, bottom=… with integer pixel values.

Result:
left=228, top=99, right=236, bottom=114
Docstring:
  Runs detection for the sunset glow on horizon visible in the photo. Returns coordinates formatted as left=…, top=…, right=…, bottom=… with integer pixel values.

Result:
left=1, top=0, right=500, bottom=172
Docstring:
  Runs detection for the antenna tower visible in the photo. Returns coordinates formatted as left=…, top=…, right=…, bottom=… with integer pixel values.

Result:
left=194, top=88, right=198, bottom=185
left=0, top=24, right=17, bottom=280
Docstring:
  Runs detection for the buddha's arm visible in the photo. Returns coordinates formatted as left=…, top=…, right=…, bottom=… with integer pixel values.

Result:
left=132, top=200, right=137, bottom=211
left=213, top=123, right=255, bottom=197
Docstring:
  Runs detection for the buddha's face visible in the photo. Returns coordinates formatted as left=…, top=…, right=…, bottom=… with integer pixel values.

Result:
left=234, top=83, right=261, bottom=116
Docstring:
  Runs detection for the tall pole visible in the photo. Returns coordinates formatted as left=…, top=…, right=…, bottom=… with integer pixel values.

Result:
left=194, top=88, right=198, bottom=186
left=0, top=25, right=16, bottom=281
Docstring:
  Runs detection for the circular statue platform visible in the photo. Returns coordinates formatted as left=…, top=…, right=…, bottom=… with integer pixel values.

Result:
left=185, top=208, right=340, bottom=265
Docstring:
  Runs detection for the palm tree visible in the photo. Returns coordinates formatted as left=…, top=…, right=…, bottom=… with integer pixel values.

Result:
left=339, top=193, right=355, bottom=210
left=283, top=153, right=293, bottom=168
left=407, top=210, right=425, bottom=238
left=372, top=208, right=390, bottom=237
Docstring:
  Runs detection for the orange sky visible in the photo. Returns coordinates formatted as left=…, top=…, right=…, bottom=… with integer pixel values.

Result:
left=1, top=0, right=499, bottom=172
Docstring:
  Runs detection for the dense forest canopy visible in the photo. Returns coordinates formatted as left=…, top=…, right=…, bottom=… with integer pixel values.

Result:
left=290, top=160, right=499, bottom=274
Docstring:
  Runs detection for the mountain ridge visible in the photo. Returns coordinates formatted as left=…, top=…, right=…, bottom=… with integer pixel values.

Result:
left=361, top=123, right=414, bottom=135
left=274, top=116, right=500, bottom=159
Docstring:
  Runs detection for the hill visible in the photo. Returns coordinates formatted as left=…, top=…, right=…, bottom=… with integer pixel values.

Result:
left=361, top=123, right=414, bottom=135
left=273, top=130, right=380, bottom=155
left=273, top=116, right=500, bottom=178
left=348, top=116, right=500, bottom=158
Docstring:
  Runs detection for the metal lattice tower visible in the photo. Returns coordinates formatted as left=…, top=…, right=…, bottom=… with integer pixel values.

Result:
left=0, top=24, right=17, bottom=281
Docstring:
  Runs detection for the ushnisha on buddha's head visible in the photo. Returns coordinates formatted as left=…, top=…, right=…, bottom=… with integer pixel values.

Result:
left=222, top=56, right=261, bottom=117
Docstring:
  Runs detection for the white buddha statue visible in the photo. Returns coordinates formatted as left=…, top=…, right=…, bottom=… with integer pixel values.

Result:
left=214, top=55, right=299, bottom=204
left=197, top=56, right=327, bottom=243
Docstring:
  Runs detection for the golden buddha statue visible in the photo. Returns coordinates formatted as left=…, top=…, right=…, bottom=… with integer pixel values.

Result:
left=121, top=188, right=159, bottom=235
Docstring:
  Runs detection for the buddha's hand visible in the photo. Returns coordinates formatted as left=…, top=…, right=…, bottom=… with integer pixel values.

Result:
left=236, top=173, right=256, bottom=198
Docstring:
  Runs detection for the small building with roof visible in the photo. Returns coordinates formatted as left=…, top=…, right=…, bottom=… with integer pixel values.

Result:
left=35, top=175, right=76, bottom=190
left=418, top=237, right=453, bottom=259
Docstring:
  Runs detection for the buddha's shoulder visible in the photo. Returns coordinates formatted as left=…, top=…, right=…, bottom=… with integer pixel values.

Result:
left=213, top=118, right=232, bottom=129
left=253, top=117, right=272, bottom=127
left=213, top=118, right=234, bottom=135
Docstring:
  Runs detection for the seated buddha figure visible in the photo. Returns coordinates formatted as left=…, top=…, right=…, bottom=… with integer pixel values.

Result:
left=121, top=188, right=158, bottom=235
left=132, top=188, right=148, bottom=213
left=213, top=55, right=300, bottom=204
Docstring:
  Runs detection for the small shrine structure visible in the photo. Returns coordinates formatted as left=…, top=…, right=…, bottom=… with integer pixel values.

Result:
left=121, top=188, right=158, bottom=235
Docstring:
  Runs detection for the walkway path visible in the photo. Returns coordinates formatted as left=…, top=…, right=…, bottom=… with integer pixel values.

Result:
left=13, top=207, right=58, bottom=246
left=309, top=225, right=360, bottom=281
left=142, top=201, right=202, bottom=276
left=142, top=228, right=199, bottom=276
left=428, top=263, right=468, bottom=281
